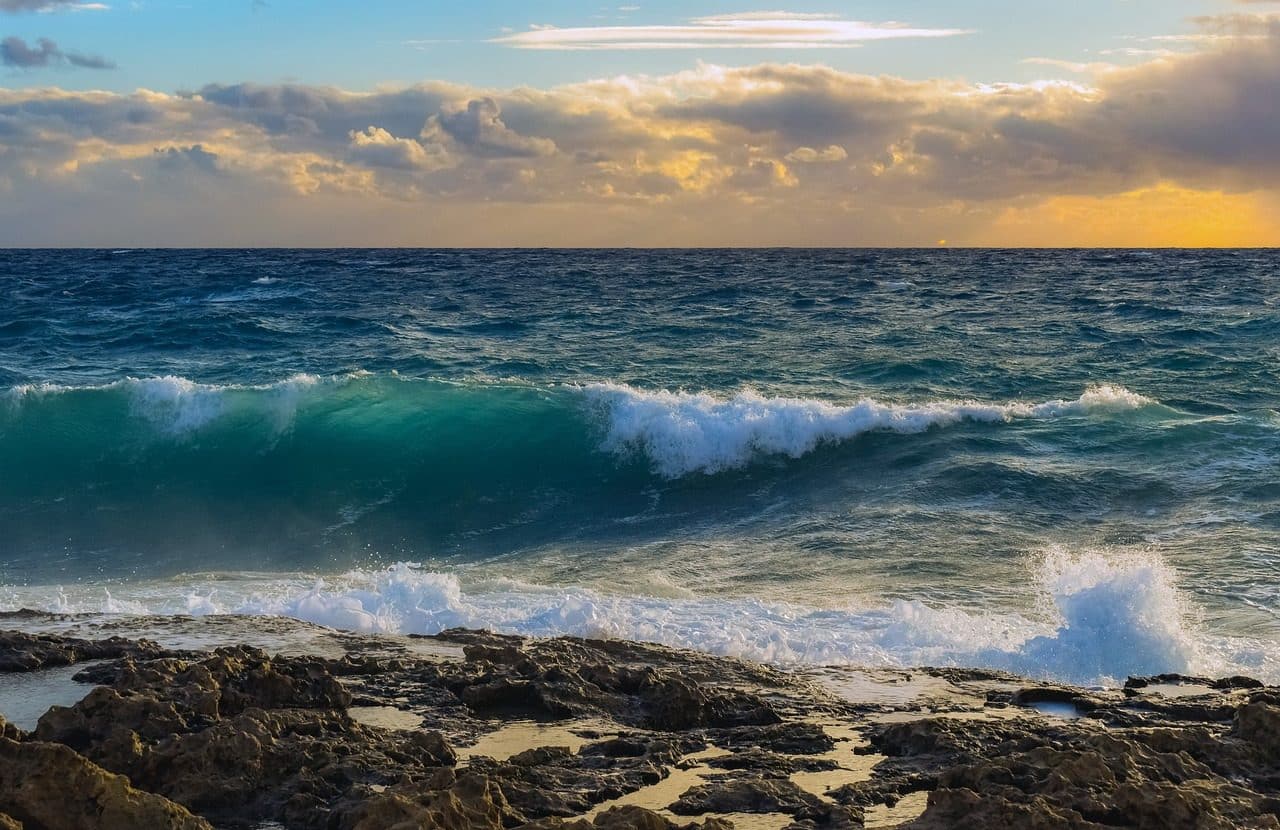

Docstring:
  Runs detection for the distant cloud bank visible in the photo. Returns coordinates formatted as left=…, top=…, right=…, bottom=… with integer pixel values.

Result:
left=0, top=17, right=1276, bottom=245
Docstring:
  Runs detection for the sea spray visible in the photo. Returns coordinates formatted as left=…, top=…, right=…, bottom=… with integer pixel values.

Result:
left=4, top=550, right=1266, bottom=688
left=587, top=382, right=1157, bottom=476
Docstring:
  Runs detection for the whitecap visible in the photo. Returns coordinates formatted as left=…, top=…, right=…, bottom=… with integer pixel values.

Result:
left=584, top=383, right=1157, bottom=477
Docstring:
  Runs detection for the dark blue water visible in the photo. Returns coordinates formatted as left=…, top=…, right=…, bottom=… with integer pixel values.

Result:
left=2, top=249, right=1278, bottom=685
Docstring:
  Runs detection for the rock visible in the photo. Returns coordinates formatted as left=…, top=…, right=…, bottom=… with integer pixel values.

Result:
left=339, top=770, right=526, bottom=830
left=9, top=625, right=1280, bottom=830
left=0, top=814, right=21, bottom=830
left=1234, top=701, right=1280, bottom=760
left=0, top=716, right=21, bottom=743
left=476, top=804, right=733, bottom=830
left=903, top=788, right=1097, bottom=830
left=0, top=736, right=211, bottom=830
left=466, top=734, right=696, bottom=819
left=641, top=677, right=780, bottom=731
left=1126, top=674, right=1264, bottom=692
left=713, top=722, right=835, bottom=755
left=884, top=716, right=1280, bottom=830
left=671, top=776, right=862, bottom=828
left=0, top=631, right=167, bottom=673
left=592, top=805, right=735, bottom=830
left=1010, top=687, right=1104, bottom=714
left=704, top=748, right=839, bottom=774
left=30, top=646, right=457, bottom=829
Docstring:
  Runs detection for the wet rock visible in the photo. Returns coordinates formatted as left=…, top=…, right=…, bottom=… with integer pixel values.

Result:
left=1126, top=674, right=1264, bottom=692
left=30, top=646, right=456, bottom=829
left=491, top=804, right=732, bottom=830
left=591, top=805, right=734, bottom=830
left=704, top=748, right=839, bottom=774
left=467, top=735, right=697, bottom=819
left=1010, top=687, right=1106, bottom=714
left=713, top=722, right=835, bottom=755
left=0, top=736, right=211, bottom=830
left=879, top=709, right=1280, bottom=830
left=1234, top=700, right=1280, bottom=761
left=451, top=635, right=787, bottom=731
left=0, top=631, right=167, bottom=673
left=828, top=773, right=937, bottom=812
left=671, top=775, right=862, bottom=828
left=8, top=625, right=1280, bottom=830
left=337, top=770, right=526, bottom=830
left=342, top=631, right=805, bottom=746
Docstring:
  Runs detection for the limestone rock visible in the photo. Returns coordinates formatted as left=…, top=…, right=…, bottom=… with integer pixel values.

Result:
left=0, top=736, right=211, bottom=830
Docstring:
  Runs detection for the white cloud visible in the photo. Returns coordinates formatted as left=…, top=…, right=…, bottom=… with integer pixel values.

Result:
left=493, top=11, right=970, bottom=50
left=0, top=0, right=107, bottom=12
left=785, top=144, right=848, bottom=163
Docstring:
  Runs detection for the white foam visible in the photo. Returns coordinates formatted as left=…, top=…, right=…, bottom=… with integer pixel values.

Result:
left=4, top=373, right=325, bottom=435
left=585, top=383, right=1156, bottom=477
left=127, top=376, right=229, bottom=432
left=5, top=550, right=1270, bottom=688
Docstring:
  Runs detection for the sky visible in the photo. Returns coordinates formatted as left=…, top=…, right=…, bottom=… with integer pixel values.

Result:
left=0, top=0, right=1277, bottom=246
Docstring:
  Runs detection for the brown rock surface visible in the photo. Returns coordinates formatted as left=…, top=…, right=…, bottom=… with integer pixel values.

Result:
left=0, top=631, right=167, bottom=672
left=0, top=736, right=211, bottom=830
left=5, top=626, right=1280, bottom=830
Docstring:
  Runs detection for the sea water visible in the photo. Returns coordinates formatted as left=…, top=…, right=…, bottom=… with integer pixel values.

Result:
left=1, top=248, right=1278, bottom=687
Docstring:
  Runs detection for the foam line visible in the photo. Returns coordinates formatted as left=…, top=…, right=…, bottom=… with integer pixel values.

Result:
left=5, top=550, right=1271, bottom=688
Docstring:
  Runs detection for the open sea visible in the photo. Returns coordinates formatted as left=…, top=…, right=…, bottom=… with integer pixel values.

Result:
left=2, top=248, right=1279, bottom=687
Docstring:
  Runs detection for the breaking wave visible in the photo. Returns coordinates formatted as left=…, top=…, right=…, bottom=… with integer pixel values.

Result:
left=4, top=550, right=1272, bottom=688
left=0, top=373, right=1174, bottom=579
left=586, top=382, right=1155, bottom=476
left=4, top=373, right=1159, bottom=476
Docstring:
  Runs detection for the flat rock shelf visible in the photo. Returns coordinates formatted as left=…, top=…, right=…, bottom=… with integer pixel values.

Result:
left=1, top=617, right=1279, bottom=830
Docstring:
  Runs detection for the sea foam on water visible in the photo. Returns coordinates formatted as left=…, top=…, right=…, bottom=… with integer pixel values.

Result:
left=5, top=548, right=1266, bottom=689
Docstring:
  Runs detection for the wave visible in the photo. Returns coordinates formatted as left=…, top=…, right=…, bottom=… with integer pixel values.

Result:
left=4, top=551, right=1273, bottom=688
left=587, top=382, right=1154, bottom=476
left=0, top=374, right=1166, bottom=576
left=5, top=373, right=1158, bottom=467
left=5, top=373, right=330, bottom=435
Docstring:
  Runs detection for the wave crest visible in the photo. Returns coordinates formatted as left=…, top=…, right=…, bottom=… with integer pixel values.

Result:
left=587, top=382, right=1156, bottom=477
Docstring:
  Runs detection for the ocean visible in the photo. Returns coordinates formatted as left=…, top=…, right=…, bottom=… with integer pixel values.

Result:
left=1, top=248, right=1278, bottom=687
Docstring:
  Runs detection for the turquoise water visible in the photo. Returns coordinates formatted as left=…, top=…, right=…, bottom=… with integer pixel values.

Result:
left=2, top=249, right=1278, bottom=685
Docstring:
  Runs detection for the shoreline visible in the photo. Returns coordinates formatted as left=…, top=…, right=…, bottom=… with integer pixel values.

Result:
left=2, top=617, right=1278, bottom=829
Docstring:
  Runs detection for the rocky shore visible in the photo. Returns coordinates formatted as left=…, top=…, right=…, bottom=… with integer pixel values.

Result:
left=2, top=618, right=1279, bottom=830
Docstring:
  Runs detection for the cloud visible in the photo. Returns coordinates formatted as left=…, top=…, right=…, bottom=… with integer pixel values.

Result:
left=427, top=98, right=557, bottom=157
left=1187, top=12, right=1280, bottom=37
left=1, top=35, right=115, bottom=68
left=785, top=144, right=847, bottom=163
left=1022, top=57, right=1117, bottom=75
left=493, top=11, right=971, bottom=50
left=154, top=144, right=221, bottom=174
left=348, top=126, right=450, bottom=171
left=0, top=26, right=1278, bottom=245
left=0, top=0, right=107, bottom=12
